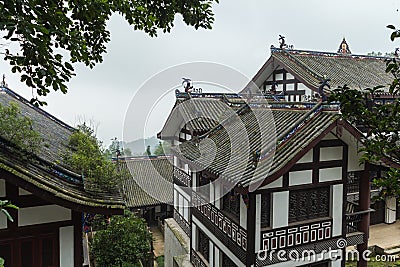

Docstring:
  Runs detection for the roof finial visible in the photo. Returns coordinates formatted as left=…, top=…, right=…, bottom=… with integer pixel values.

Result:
left=1, top=74, right=7, bottom=87
left=338, top=37, right=351, bottom=54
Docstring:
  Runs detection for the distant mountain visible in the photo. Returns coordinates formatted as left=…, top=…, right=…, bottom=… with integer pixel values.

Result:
left=122, top=136, right=160, bottom=156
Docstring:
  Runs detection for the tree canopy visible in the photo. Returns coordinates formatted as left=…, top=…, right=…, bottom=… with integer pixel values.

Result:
left=91, top=211, right=152, bottom=267
left=0, top=0, right=219, bottom=106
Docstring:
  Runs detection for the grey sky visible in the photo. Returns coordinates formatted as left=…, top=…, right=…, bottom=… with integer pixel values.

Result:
left=1, top=0, right=399, bottom=146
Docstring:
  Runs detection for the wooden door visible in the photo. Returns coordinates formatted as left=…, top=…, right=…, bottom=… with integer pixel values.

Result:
left=0, top=233, right=58, bottom=267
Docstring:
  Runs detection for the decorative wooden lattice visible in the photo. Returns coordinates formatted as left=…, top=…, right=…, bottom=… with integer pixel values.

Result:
left=289, top=186, right=330, bottom=223
left=260, top=219, right=333, bottom=252
left=173, top=167, right=191, bottom=187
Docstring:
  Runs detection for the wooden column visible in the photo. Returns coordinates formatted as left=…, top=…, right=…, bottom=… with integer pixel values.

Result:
left=246, top=193, right=256, bottom=267
left=73, top=211, right=83, bottom=267
left=357, top=163, right=370, bottom=267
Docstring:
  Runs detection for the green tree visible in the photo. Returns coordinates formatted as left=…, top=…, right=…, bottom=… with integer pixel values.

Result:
left=153, top=141, right=171, bottom=156
left=91, top=211, right=152, bottom=267
left=329, top=24, right=400, bottom=199
left=0, top=0, right=218, bottom=106
left=0, top=101, right=42, bottom=154
left=64, top=124, right=122, bottom=191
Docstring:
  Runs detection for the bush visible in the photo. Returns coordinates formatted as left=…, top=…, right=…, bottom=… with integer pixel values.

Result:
left=91, top=211, right=153, bottom=267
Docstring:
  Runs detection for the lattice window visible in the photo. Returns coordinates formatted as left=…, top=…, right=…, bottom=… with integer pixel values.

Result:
left=289, top=186, right=330, bottom=223
left=222, top=190, right=240, bottom=221
left=198, top=229, right=210, bottom=262
left=261, top=192, right=271, bottom=228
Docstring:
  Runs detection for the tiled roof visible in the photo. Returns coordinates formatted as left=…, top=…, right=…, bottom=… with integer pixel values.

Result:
left=174, top=100, right=342, bottom=188
left=158, top=92, right=244, bottom=139
left=0, top=86, right=124, bottom=213
left=120, top=156, right=173, bottom=208
left=269, top=48, right=393, bottom=91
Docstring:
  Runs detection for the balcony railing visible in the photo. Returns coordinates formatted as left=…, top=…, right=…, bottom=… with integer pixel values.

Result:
left=173, top=208, right=191, bottom=236
left=260, top=219, right=333, bottom=251
left=192, top=191, right=247, bottom=263
left=191, top=248, right=208, bottom=267
left=173, top=167, right=191, bottom=187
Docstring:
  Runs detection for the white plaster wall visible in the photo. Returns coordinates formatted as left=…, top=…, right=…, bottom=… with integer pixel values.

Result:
left=214, top=247, right=220, bottom=267
left=0, top=179, right=5, bottom=197
left=322, top=132, right=337, bottom=140
left=259, top=177, right=283, bottom=190
left=18, top=188, right=31, bottom=195
left=214, top=182, right=221, bottom=209
left=297, top=83, right=313, bottom=96
left=178, top=194, right=184, bottom=216
left=320, top=147, right=343, bottom=161
left=319, top=167, right=342, bottom=183
left=18, top=205, right=71, bottom=226
left=286, top=83, right=295, bottom=91
left=0, top=213, right=7, bottom=229
left=272, top=191, right=289, bottom=228
left=59, top=226, right=74, bottom=267
left=331, top=184, right=343, bottom=236
left=348, top=143, right=364, bottom=171
left=289, top=170, right=312, bottom=186
left=276, top=73, right=283, bottom=80
left=192, top=217, right=245, bottom=267
left=209, top=242, right=214, bottom=267
left=286, top=73, right=294, bottom=79
left=240, top=196, right=247, bottom=230
left=297, top=150, right=313, bottom=163
left=173, top=189, right=178, bottom=209
left=192, top=223, right=197, bottom=249
left=210, top=183, right=215, bottom=203
left=255, top=194, right=262, bottom=252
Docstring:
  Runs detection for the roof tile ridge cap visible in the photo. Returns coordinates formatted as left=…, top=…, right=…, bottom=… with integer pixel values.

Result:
left=2, top=86, right=75, bottom=132
left=281, top=50, right=324, bottom=80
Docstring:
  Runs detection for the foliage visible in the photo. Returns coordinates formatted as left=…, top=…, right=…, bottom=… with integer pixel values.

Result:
left=0, top=200, right=18, bottom=222
left=64, top=123, right=122, bottom=191
left=373, top=168, right=400, bottom=200
left=105, top=138, right=132, bottom=159
left=153, top=141, right=171, bottom=156
left=0, top=101, right=42, bottom=154
left=91, top=211, right=152, bottom=267
left=156, top=256, right=165, bottom=267
left=329, top=24, right=400, bottom=199
left=0, top=200, right=18, bottom=267
left=0, top=0, right=219, bottom=106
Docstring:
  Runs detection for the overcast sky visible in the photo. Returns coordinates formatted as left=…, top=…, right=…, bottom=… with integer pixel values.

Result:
left=1, top=0, right=400, bottom=146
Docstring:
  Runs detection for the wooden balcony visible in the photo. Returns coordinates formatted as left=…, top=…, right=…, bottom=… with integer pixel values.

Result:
left=173, top=208, right=191, bottom=237
left=192, top=191, right=247, bottom=264
left=173, top=167, right=191, bottom=187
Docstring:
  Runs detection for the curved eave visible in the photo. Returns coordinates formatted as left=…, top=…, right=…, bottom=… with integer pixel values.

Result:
left=0, top=159, right=125, bottom=215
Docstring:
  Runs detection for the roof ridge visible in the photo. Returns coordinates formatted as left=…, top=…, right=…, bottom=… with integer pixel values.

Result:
left=0, top=86, right=75, bottom=132
left=271, top=47, right=393, bottom=60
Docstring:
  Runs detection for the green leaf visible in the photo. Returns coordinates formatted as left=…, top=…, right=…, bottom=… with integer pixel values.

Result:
left=1, top=209, right=13, bottom=222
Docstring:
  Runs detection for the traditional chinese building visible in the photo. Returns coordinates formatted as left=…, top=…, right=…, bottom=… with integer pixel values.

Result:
left=119, top=156, right=174, bottom=225
left=159, top=40, right=399, bottom=267
left=0, top=86, right=125, bottom=267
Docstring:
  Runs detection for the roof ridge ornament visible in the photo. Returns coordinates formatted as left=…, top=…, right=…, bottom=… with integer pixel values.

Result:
left=278, top=35, right=294, bottom=50
left=338, top=37, right=351, bottom=54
